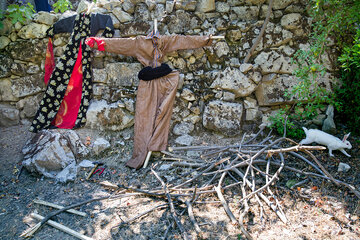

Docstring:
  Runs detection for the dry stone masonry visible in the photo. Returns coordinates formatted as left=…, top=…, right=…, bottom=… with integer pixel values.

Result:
left=0, top=0, right=338, bottom=138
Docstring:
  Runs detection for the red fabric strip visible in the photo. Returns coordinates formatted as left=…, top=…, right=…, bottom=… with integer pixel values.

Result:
left=44, top=38, right=55, bottom=85
left=51, top=42, right=84, bottom=129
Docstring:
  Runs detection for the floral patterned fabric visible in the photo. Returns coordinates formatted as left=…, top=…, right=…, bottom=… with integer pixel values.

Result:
left=29, top=13, right=114, bottom=133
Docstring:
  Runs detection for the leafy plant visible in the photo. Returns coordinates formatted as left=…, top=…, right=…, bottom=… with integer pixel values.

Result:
left=269, top=108, right=305, bottom=139
left=5, top=2, right=35, bottom=24
left=286, top=0, right=360, bottom=133
left=335, top=29, right=360, bottom=134
left=0, top=11, right=4, bottom=29
left=53, top=0, right=73, bottom=13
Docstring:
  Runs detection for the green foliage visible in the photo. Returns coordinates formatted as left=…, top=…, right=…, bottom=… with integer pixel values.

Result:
left=4, top=3, right=35, bottom=24
left=286, top=179, right=298, bottom=189
left=287, top=47, right=336, bottom=119
left=335, top=29, right=360, bottom=134
left=338, top=29, right=360, bottom=72
left=286, top=0, right=360, bottom=133
left=0, top=11, right=4, bottom=29
left=269, top=108, right=305, bottom=139
left=53, top=0, right=73, bottom=13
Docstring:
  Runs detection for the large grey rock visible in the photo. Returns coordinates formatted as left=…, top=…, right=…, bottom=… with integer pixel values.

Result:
left=33, top=12, right=58, bottom=25
left=18, top=23, right=50, bottom=39
left=0, top=54, right=13, bottom=78
left=0, top=79, right=18, bottom=102
left=0, top=104, right=20, bottom=127
left=0, top=36, right=10, bottom=50
left=11, top=62, right=27, bottom=76
left=255, top=74, right=296, bottom=106
left=122, top=0, right=136, bottom=13
left=173, top=121, right=195, bottom=135
left=134, top=3, right=151, bottom=21
left=11, top=74, right=45, bottom=98
left=196, top=0, right=215, bottom=12
left=106, top=62, right=142, bottom=87
left=216, top=2, right=230, bottom=13
left=0, top=19, right=13, bottom=36
left=86, top=100, right=134, bottom=131
left=203, top=100, right=243, bottom=136
left=119, top=21, right=151, bottom=37
left=281, top=13, right=302, bottom=30
left=109, top=13, right=121, bottom=28
left=93, top=68, right=108, bottom=83
left=7, top=40, right=47, bottom=63
left=273, top=0, right=296, bottom=10
left=113, top=7, right=134, bottom=22
left=166, top=1, right=175, bottom=13
left=232, top=6, right=259, bottom=21
left=16, top=94, right=42, bottom=118
left=166, top=11, right=192, bottom=33
left=102, top=0, right=123, bottom=10
left=210, top=67, right=258, bottom=98
left=22, top=130, right=89, bottom=180
left=214, top=41, right=230, bottom=58
left=254, top=51, right=296, bottom=74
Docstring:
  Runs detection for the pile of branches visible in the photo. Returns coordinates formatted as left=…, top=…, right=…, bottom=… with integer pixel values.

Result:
left=112, top=128, right=360, bottom=239
left=22, top=129, right=360, bottom=240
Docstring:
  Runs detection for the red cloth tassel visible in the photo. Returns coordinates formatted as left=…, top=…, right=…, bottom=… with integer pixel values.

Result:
left=85, top=37, right=106, bottom=51
left=44, top=37, right=55, bottom=85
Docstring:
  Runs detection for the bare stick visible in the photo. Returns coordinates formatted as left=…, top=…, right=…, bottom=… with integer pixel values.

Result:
left=185, top=199, right=201, bottom=233
left=33, top=199, right=87, bottom=217
left=232, top=168, right=287, bottom=223
left=151, top=169, right=190, bottom=240
left=243, top=0, right=274, bottom=63
left=30, top=213, right=93, bottom=240
left=143, top=151, right=152, bottom=168
left=114, top=203, right=168, bottom=228
left=214, top=186, right=253, bottom=240
left=21, top=195, right=110, bottom=238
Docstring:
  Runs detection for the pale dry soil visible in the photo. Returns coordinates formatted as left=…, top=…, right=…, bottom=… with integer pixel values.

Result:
left=0, top=124, right=360, bottom=240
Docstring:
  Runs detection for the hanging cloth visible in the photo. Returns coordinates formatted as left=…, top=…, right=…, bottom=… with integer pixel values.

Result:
left=29, top=13, right=114, bottom=133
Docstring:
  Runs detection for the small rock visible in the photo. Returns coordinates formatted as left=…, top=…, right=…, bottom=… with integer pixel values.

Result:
left=173, top=122, right=195, bottom=135
left=56, top=162, right=78, bottom=183
left=159, top=164, right=172, bottom=171
left=175, top=135, right=194, bottom=146
left=240, top=63, right=253, bottom=73
left=78, top=160, right=95, bottom=168
left=338, top=162, right=351, bottom=173
left=92, top=138, right=111, bottom=155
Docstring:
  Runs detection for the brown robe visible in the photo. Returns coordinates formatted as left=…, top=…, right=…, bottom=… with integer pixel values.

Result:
left=100, top=35, right=212, bottom=169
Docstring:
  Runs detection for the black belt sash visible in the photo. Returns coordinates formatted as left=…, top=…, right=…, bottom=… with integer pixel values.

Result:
left=138, top=63, right=172, bottom=81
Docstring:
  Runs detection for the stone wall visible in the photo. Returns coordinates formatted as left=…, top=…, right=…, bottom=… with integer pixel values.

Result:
left=0, top=0, right=338, bottom=139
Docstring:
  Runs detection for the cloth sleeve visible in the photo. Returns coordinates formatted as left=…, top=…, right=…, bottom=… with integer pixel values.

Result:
left=90, top=13, right=115, bottom=38
left=46, top=15, right=76, bottom=37
left=162, top=35, right=212, bottom=53
left=86, top=37, right=138, bottom=56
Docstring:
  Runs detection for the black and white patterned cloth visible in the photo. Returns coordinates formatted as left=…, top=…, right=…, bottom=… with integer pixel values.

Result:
left=30, top=13, right=114, bottom=133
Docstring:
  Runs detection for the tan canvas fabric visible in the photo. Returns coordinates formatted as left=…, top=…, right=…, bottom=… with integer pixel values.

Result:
left=100, top=35, right=212, bottom=169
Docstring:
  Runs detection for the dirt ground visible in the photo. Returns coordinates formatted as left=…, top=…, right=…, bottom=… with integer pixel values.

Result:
left=1, top=123, right=360, bottom=240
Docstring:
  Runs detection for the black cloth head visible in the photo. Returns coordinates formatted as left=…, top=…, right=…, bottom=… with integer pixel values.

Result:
left=138, top=63, right=172, bottom=81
